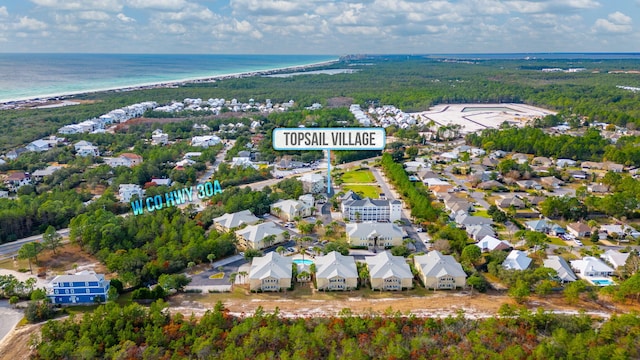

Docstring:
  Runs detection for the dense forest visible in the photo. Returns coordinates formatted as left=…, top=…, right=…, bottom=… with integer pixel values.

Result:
left=30, top=300, right=640, bottom=359
left=3, top=55, right=640, bottom=152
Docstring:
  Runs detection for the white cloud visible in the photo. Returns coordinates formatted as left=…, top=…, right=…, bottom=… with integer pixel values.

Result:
left=594, top=12, right=633, bottom=33
left=29, top=0, right=123, bottom=12
left=78, top=11, right=110, bottom=21
left=126, top=0, right=186, bottom=10
left=0, top=6, right=8, bottom=17
left=14, top=16, right=48, bottom=31
left=165, top=23, right=186, bottom=34
left=155, top=3, right=216, bottom=21
left=608, top=11, right=632, bottom=25
left=117, top=13, right=135, bottom=22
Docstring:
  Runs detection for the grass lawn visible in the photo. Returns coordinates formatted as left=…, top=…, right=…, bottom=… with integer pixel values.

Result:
left=341, top=169, right=376, bottom=183
left=547, top=236, right=567, bottom=246
left=342, top=184, right=381, bottom=199
left=473, top=209, right=491, bottom=218
left=209, top=272, right=225, bottom=280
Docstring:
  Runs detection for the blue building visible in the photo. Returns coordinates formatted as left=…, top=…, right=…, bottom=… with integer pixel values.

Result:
left=46, top=271, right=110, bottom=305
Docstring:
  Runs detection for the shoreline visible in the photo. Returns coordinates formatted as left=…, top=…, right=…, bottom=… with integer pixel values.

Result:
left=0, top=58, right=340, bottom=106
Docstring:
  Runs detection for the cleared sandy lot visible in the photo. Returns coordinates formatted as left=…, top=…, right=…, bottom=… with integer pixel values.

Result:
left=414, top=103, right=556, bottom=134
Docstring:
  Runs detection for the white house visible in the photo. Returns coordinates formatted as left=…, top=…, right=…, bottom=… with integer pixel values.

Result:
left=270, top=199, right=311, bottom=221
left=475, top=236, right=512, bottom=252
left=74, top=141, right=100, bottom=157
left=414, top=251, right=466, bottom=290
left=300, top=173, right=326, bottom=194
left=191, top=135, right=221, bottom=148
left=4, top=172, right=31, bottom=192
left=366, top=251, right=413, bottom=291
left=249, top=252, right=292, bottom=292
left=26, top=139, right=52, bottom=152
left=341, top=198, right=402, bottom=222
left=235, top=222, right=285, bottom=250
left=602, top=249, right=630, bottom=269
left=118, top=184, right=144, bottom=203
left=32, top=165, right=63, bottom=182
left=213, top=210, right=260, bottom=232
left=571, top=257, right=614, bottom=277
left=314, top=251, right=358, bottom=291
left=346, top=222, right=404, bottom=250
left=502, top=250, right=532, bottom=271
left=151, top=129, right=169, bottom=145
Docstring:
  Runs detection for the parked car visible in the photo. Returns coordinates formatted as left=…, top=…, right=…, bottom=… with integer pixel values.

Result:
left=574, top=239, right=583, bottom=246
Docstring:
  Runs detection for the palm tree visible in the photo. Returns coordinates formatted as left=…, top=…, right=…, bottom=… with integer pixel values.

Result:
left=229, top=272, right=237, bottom=290
left=238, top=271, right=248, bottom=284
left=300, top=248, right=308, bottom=263
left=207, top=253, right=216, bottom=267
left=276, top=246, right=286, bottom=255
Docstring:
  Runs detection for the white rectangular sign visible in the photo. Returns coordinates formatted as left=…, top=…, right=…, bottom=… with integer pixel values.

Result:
left=272, top=128, right=386, bottom=150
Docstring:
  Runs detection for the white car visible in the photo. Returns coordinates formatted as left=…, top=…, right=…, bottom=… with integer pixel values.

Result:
left=574, top=240, right=583, bottom=246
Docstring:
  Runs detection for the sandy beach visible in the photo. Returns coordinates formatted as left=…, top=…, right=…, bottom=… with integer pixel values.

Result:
left=0, top=58, right=339, bottom=108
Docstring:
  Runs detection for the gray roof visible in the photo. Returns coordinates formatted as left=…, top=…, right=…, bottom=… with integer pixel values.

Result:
left=602, top=250, right=630, bottom=269
left=50, top=270, right=105, bottom=284
left=366, top=251, right=413, bottom=279
left=235, top=222, right=284, bottom=243
left=544, top=256, right=577, bottom=282
left=249, top=252, right=292, bottom=280
left=343, top=197, right=400, bottom=208
left=414, top=251, right=466, bottom=278
left=315, top=251, right=358, bottom=280
left=346, top=222, right=403, bottom=239
left=340, top=190, right=361, bottom=202
left=476, top=236, right=511, bottom=252
left=503, top=250, right=532, bottom=271
left=571, top=257, right=614, bottom=275
left=213, top=210, right=260, bottom=229
left=454, top=213, right=493, bottom=227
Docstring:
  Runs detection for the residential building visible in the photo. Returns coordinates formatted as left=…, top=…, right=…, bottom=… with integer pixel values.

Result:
left=587, top=183, right=609, bottom=193
left=248, top=252, right=292, bottom=292
left=4, top=172, right=31, bottom=191
left=366, top=251, right=413, bottom=291
left=525, top=219, right=551, bottom=233
left=476, top=180, right=504, bottom=190
left=454, top=213, right=493, bottom=227
left=544, top=256, right=577, bottom=282
left=414, top=251, right=466, bottom=290
left=235, top=222, right=285, bottom=250
left=0, top=190, right=8, bottom=198
left=151, top=129, right=169, bottom=145
left=495, top=196, right=525, bottom=209
left=540, top=176, right=564, bottom=189
left=32, top=165, right=63, bottom=182
left=26, top=139, right=52, bottom=152
left=300, top=173, right=326, bottom=194
left=502, top=250, right=532, bottom=271
left=466, top=225, right=497, bottom=242
left=476, top=235, right=511, bottom=252
left=532, top=156, right=553, bottom=166
left=516, top=180, right=542, bottom=190
left=341, top=197, right=402, bottom=222
left=315, top=251, right=358, bottom=291
left=567, top=222, right=591, bottom=238
left=46, top=271, right=110, bottom=304
left=511, top=153, right=529, bottom=164
left=74, top=140, right=100, bottom=157
left=118, top=184, right=144, bottom=203
left=104, top=153, right=143, bottom=168
left=602, top=249, right=630, bottom=269
left=556, top=159, right=577, bottom=168
left=213, top=210, right=260, bottom=232
left=150, top=178, right=172, bottom=187
left=571, top=257, right=614, bottom=277
left=191, top=135, right=221, bottom=148
left=270, top=199, right=311, bottom=221
left=346, top=222, right=404, bottom=250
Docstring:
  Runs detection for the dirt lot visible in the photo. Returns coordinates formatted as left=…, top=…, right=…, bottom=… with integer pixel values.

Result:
left=0, top=244, right=105, bottom=274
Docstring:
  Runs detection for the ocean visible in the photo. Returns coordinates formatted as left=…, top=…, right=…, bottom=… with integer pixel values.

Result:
left=0, top=54, right=338, bottom=103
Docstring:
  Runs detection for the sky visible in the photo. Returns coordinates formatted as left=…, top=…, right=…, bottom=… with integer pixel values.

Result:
left=0, top=0, right=638, bottom=54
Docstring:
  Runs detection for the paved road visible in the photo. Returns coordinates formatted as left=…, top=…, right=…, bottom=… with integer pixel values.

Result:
left=443, top=164, right=491, bottom=210
left=370, top=167, right=428, bottom=253
left=0, top=228, right=70, bottom=261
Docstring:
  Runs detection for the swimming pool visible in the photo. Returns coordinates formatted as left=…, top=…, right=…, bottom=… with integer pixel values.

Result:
left=293, top=259, right=313, bottom=265
left=591, top=279, right=614, bottom=286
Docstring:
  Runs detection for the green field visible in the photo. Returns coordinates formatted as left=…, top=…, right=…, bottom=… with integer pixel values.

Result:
left=341, top=169, right=376, bottom=183
left=342, top=184, right=381, bottom=199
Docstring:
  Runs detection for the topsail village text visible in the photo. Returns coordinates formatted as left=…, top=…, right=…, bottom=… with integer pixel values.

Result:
left=131, top=180, right=222, bottom=215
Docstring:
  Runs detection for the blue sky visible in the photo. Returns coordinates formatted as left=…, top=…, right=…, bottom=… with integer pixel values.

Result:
left=0, top=0, right=638, bottom=54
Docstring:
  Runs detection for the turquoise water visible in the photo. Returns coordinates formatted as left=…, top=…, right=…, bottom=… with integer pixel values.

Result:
left=0, top=54, right=338, bottom=102
left=591, top=279, right=614, bottom=286
left=293, top=259, right=313, bottom=265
